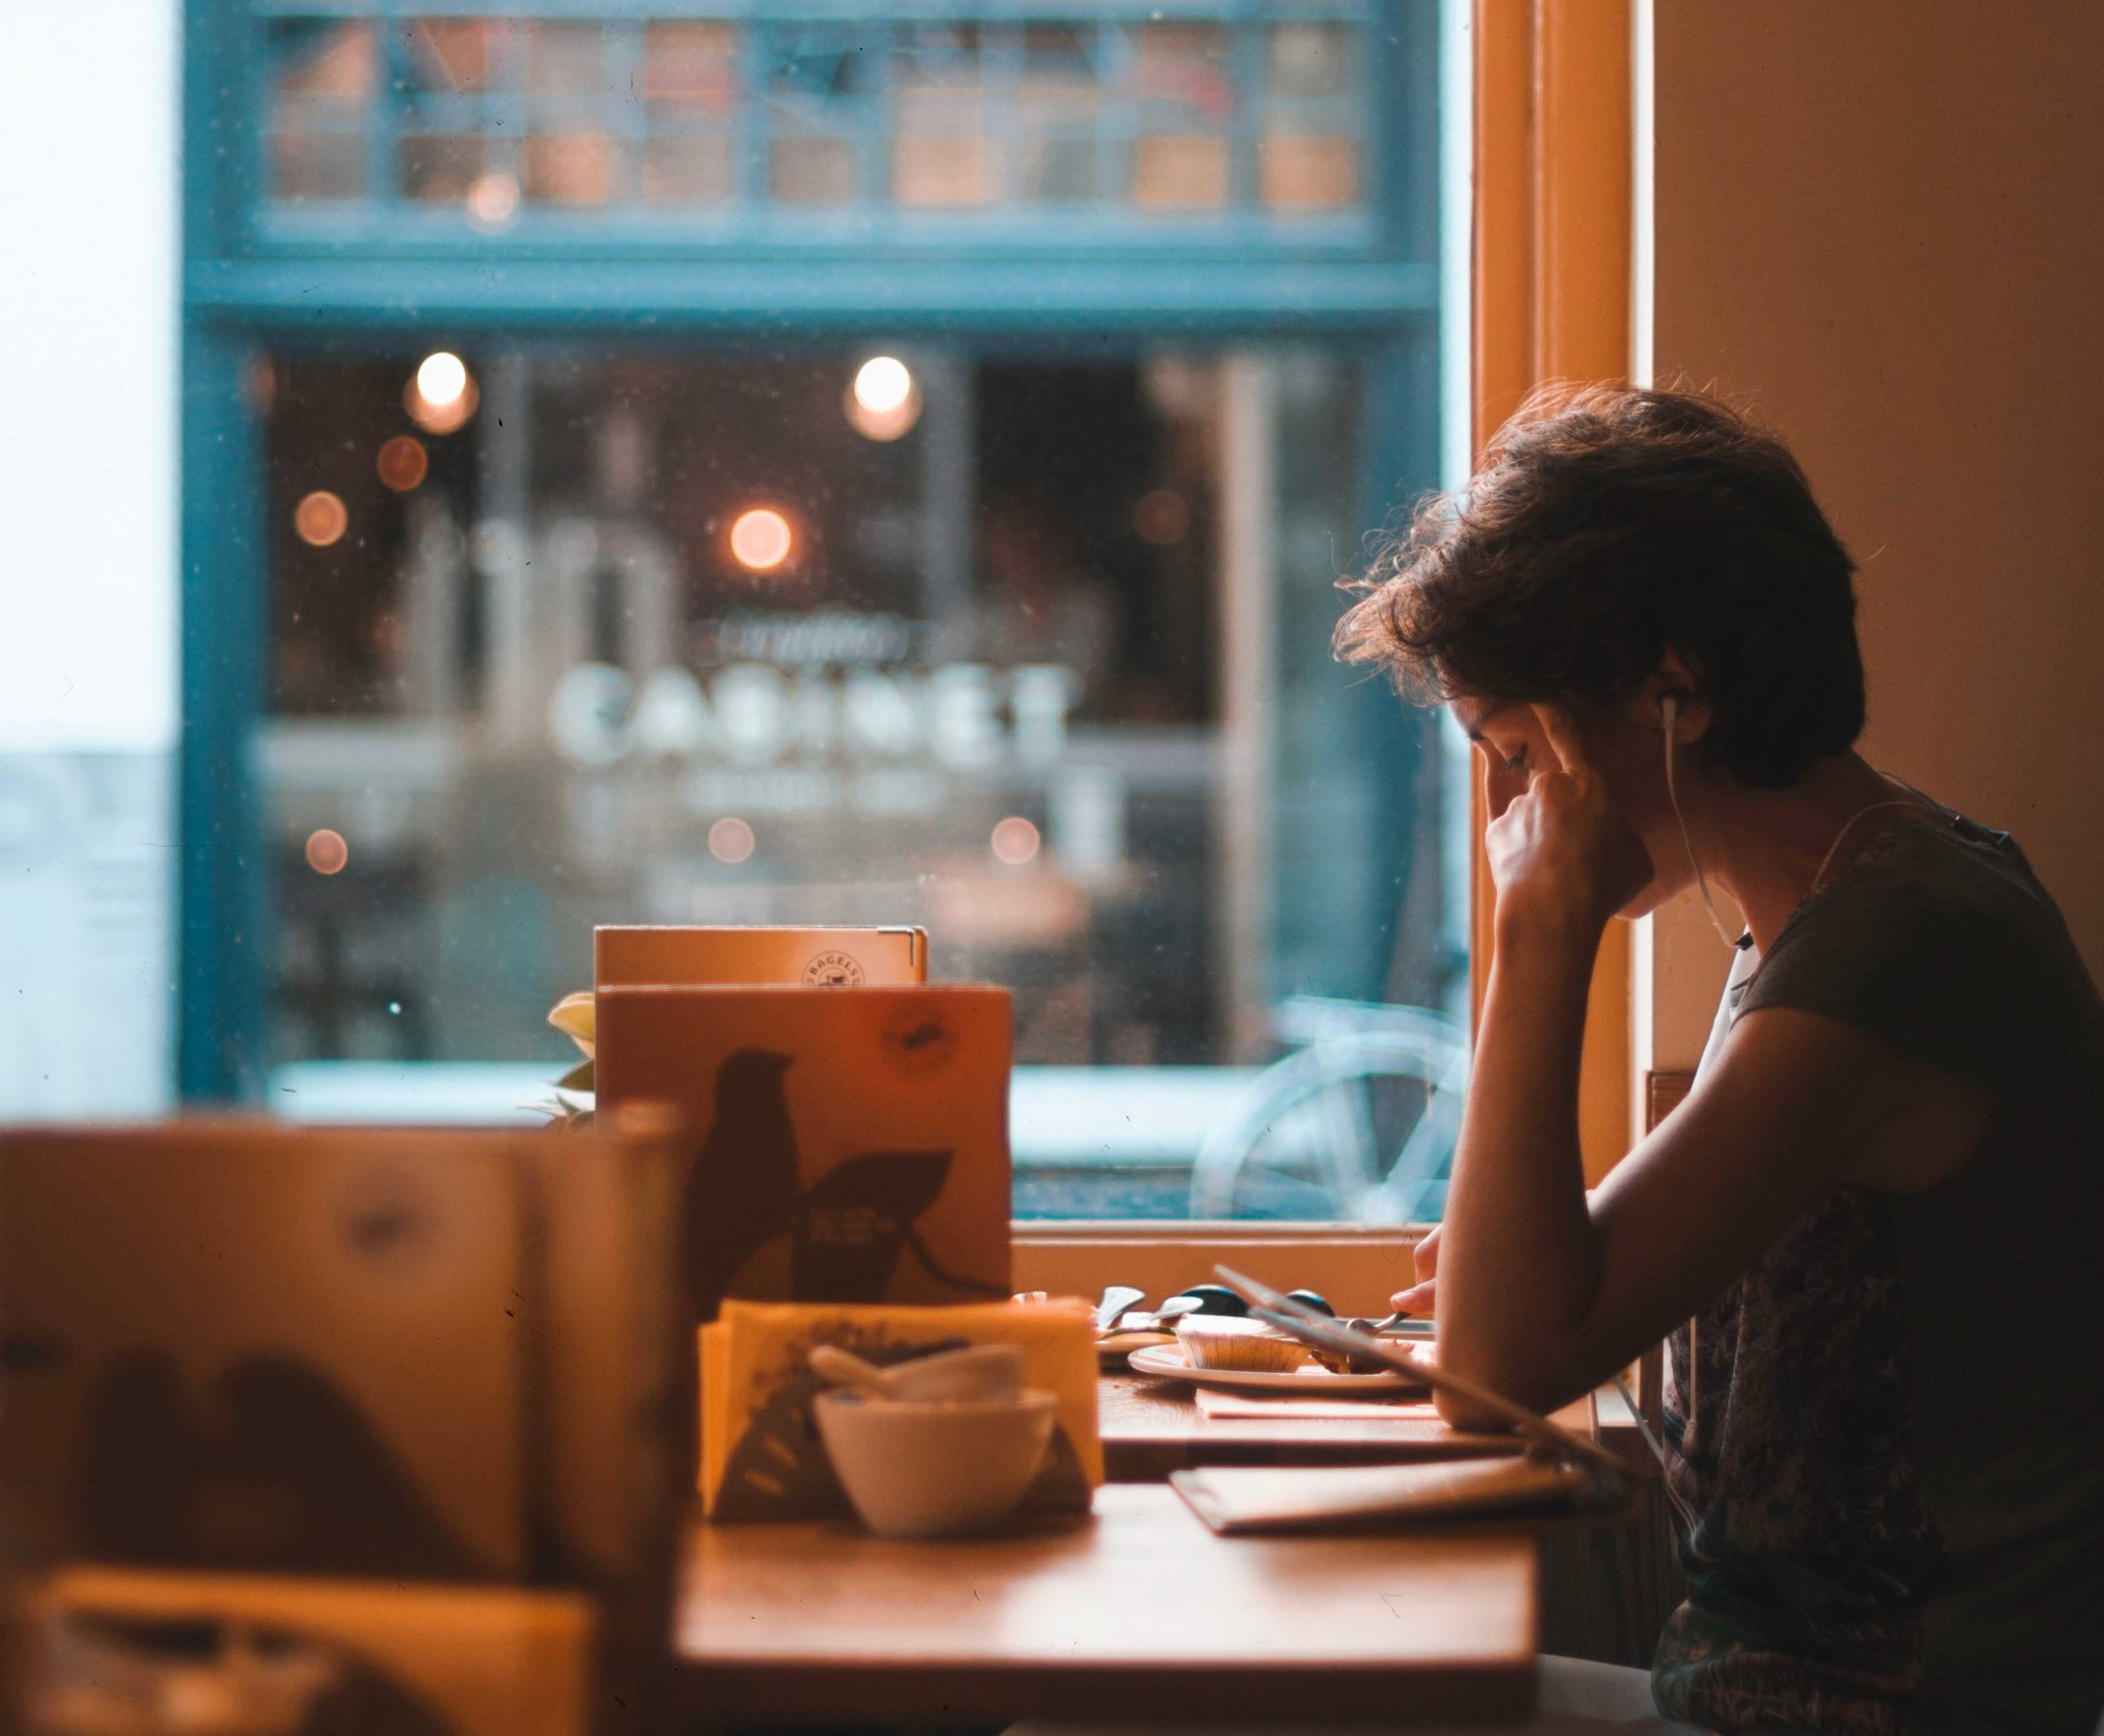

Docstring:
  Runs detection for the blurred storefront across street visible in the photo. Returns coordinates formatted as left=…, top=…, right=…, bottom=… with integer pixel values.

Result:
left=3, top=2, right=1470, bottom=1220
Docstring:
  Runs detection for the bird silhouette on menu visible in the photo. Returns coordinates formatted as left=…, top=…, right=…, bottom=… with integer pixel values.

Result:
left=683, top=1049, right=803, bottom=1323
left=682, top=1047, right=1002, bottom=1315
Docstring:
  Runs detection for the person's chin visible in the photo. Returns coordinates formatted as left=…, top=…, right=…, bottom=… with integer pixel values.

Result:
left=1615, top=882, right=1673, bottom=922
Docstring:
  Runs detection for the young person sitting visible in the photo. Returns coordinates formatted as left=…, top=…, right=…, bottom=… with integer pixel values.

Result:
left=1336, top=384, right=2104, bottom=1735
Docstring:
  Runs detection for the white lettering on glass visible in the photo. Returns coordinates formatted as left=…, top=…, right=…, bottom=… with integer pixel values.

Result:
left=547, top=659, right=1078, bottom=772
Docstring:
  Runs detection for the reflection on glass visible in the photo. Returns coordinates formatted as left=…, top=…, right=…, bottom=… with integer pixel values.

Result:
left=269, top=22, right=373, bottom=202
left=257, top=344, right=1458, bottom=1216
left=260, top=11, right=1372, bottom=220
left=645, top=21, right=738, bottom=206
left=1132, top=24, right=1231, bottom=211
left=523, top=132, right=614, bottom=206
left=771, top=135, right=857, bottom=205
left=400, top=133, right=486, bottom=205
left=404, top=19, right=499, bottom=95
left=1260, top=21, right=1362, bottom=211
left=1017, top=26, right=1101, bottom=204
left=894, top=25, right=990, bottom=208
left=523, top=21, right=600, bottom=97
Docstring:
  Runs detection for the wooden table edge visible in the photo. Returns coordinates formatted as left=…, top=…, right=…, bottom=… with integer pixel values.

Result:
left=669, top=1655, right=1538, bottom=1724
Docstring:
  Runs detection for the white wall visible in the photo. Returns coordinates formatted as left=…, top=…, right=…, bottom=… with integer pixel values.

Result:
left=0, top=0, right=180, bottom=1113
left=1641, top=0, right=2104, bottom=1070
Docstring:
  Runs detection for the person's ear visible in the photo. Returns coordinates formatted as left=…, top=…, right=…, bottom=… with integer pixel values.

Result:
left=1635, top=650, right=1710, bottom=743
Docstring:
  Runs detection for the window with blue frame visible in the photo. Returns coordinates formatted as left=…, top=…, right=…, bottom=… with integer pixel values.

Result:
left=184, top=0, right=1463, bottom=1222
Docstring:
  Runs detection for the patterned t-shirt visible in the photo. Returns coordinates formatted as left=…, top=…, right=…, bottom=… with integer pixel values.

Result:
left=1651, top=814, right=2104, bottom=1735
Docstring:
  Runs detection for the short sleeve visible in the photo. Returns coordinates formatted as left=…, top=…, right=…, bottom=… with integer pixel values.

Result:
left=1735, top=853, right=2016, bottom=1093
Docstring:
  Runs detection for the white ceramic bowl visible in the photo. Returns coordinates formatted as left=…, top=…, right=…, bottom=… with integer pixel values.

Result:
left=813, top=1388, right=1058, bottom=1540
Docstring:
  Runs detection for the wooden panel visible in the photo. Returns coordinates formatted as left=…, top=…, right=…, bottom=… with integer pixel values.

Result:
left=1646, top=1068, right=1695, bottom=1131
left=1470, top=0, right=1637, bottom=1184
left=671, top=1485, right=1535, bottom=1723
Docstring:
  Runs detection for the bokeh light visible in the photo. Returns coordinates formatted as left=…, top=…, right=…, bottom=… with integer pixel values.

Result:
left=417, top=352, right=468, bottom=407
left=305, top=828, right=349, bottom=875
left=293, top=491, right=349, bottom=547
left=405, top=352, right=478, bottom=434
left=728, top=507, right=794, bottom=571
left=708, top=817, right=756, bottom=864
left=845, top=356, right=922, bottom=441
left=1135, top=488, right=1191, bottom=545
left=990, top=816, right=1041, bottom=865
left=467, top=171, right=520, bottom=231
left=854, top=356, right=913, bottom=414
left=375, top=434, right=429, bottom=492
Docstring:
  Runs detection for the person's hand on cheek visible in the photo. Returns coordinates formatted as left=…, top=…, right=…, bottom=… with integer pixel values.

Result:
left=1486, top=702, right=1653, bottom=944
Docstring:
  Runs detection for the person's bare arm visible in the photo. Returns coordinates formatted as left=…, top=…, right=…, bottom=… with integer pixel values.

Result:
left=1427, top=704, right=1991, bottom=1428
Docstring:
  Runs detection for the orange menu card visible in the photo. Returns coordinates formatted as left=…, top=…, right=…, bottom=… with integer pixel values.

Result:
left=594, top=984, right=1012, bottom=1323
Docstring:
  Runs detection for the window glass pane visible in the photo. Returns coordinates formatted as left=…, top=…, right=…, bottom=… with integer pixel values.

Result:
left=269, top=21, right=374, bottom=202
left=1261, top=22, right=1363, bottom=211
left=1131, top=24, right=1231, bottom=211
left=1017, top=26, right=1102, bottom=204
left=256, top=340, right=1461, bottom=1219
left=72, top=1, right=1459, bottom=1227
left=257, top=11, right=1376, bottom=223
left=894, top=26, right=992, bottom=209
left=644, top=21, right=738, bottom=205
left=766, top=24, right=878, bottom=206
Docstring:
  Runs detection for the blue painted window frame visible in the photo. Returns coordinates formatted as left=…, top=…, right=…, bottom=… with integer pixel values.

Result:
left=179, top=0, right=1442, bottom=1098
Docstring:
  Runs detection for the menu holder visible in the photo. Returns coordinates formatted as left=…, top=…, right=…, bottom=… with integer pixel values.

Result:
left=595, top=984, right=1013, bottom=1323
left=593, top=924, right=928, bottom=992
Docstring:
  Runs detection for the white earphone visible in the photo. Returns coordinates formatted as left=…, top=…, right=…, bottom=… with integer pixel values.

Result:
left=1661, top=691, right=1746, bottom=950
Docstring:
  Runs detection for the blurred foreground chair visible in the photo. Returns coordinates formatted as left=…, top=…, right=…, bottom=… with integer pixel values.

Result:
left=0, top=1110, right=688, bottom=1736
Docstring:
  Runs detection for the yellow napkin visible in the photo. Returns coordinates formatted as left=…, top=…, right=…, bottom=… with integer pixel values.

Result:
left=699, top=1300, right=1100, bottom=1521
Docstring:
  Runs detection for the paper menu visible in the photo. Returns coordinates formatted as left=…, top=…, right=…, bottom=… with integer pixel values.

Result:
left=594, top=983, right=1012, bottom=1321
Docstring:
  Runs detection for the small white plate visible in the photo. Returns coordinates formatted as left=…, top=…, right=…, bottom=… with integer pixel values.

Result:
left=1126, top=1341, right=1431, bottom=1394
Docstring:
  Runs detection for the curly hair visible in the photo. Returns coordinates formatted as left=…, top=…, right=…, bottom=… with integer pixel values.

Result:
left=1334, top=382, right=1864, bottom=788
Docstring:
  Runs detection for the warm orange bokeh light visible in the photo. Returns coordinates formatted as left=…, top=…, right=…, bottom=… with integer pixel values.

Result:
left=990, top=816, right=1041, bottom=865
left=853, top=356, right=913, bottom=414
left=404, top=352, right=478, bottom=434
left=293, top=491, right=349, bottom=547
left=305, top=828, right=349, bottom=875
left=376, top=434, right=429, bottom=492
left=466, top=171, right=520, bottom=231
left=728, top=507, right=794, bottom=571
left=708, top=817, right=757, bottom=864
